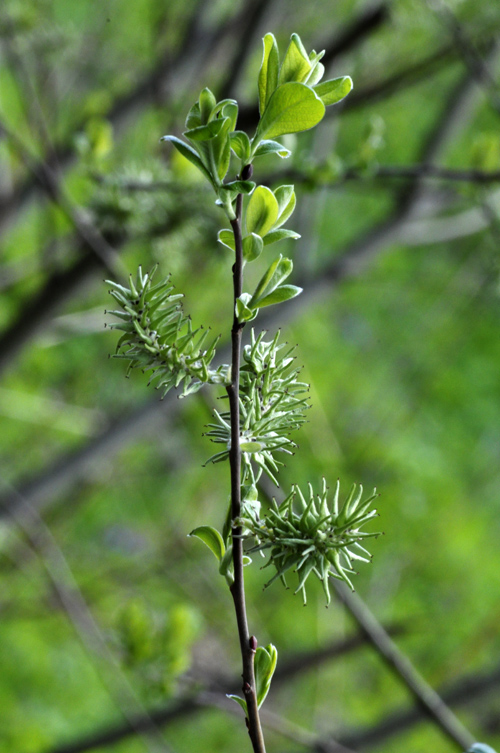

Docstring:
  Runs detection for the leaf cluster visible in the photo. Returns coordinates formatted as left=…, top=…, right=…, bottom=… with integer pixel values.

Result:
left=161, top=32, right=352, bottom=220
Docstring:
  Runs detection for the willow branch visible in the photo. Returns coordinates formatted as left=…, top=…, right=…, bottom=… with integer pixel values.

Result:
left=227, top=171, right=267, bottom=753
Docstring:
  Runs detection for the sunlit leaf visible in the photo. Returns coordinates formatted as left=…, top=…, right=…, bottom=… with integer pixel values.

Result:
left=255, top=644, right=278, bottom=708
left=243, top=233, right=264, bottom=262
left=263, top=228, right=301, bottom=246
left=258, top=32, right=279, bottom=115
left=253, top=139, right=291, bottom=159
left=255, top=82, right=325, bottom=140
left=161, top=135, right=214, bottom=185
left=254, top=284, right=302, bottom=308
left=246, top=185, right=279, bottom=237
left=279, top=33, right=312, bottom=85
left=188, top=526, right=225, bottom=562
left=314, top=76, right=353, bottom=106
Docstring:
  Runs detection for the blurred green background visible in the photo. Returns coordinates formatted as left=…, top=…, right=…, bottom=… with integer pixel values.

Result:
left=1, top=0, right=500, bottom=751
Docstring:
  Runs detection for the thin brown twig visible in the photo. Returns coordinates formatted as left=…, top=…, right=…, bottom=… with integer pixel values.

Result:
left=227, top=174, right=267, bottom=753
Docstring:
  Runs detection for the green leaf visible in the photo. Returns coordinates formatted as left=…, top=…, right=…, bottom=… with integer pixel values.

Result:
left=304, top=60, right=325, bottom=87
left=255, top=644, right=278, bottom=708
left=221, top=101, right=238, bottom=132
left=314, top=76, right=353, bottom=106
left=209, top=97, right=238, bottom=121
left=250, top=255, right=294, bottom=307
left=254, top=284, right=302, bottom=308
left=211, top=117, right=232, bottom=180
left=199, top=87, right=216, bottom=123
left=253, top=139, right=291, bottom=159
left=217, top=229, right=235, bottom=252
left=161, top=135, right=214, bottom=185
left=242, top=233, right=264, bottom=262
left=220, top=180, right=256, bottom=196
left=185, top=102, right=201, bottom=130
left=236, top=295, right=259, bottom=323
left=279, top=33, right=312, bottom=85
left=258, top=33, right=279, bottom=115
left=227, top=694, right=247, bottom=715
left=188, top=526, right=225, bottom=562
left=230, top=131, right=251, bottom=162
left=255, top=82, right=325, bottom=141
left=274, top=185, right=296, bottom=227
left=218, top=546, right=234, bottom=580
left=246, top=185, right=279, bottom=237
left=263, top=228, right=301, bottom=246
left=184, top=119, right=224, bottom=142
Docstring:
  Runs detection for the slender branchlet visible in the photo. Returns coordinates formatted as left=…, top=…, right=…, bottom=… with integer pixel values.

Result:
left=105, top=32, right=369, bottom=753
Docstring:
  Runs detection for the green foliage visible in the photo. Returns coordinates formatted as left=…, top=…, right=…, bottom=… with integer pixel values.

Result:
left=228, top=643, right=278, bottom=713
left=160, top=31, right=351, bottom=220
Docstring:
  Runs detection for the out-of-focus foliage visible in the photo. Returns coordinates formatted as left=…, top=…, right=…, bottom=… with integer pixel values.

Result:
left=1, top=1, right=500, bottom=752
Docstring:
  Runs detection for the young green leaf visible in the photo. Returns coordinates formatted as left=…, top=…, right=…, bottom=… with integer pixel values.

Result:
left=314, top=76, right=353, bottom=106
left=236, top=294, right=259, bottom=323
left=199, top=87, right=217, bottom=123
left=208, top=98, right=238, bottom=122
left=255, top=644, right=278, bottom=708
left=230, top=131, right=251, bottom=162
left=253, top=139, right=291, bottom=159
left=255, top=82, right=325, bottom=141
left=273, top=185, right=296, bottom=228
left=161, top=135, right=214, bottom=186
left=221, top=101, right=238, bottom=131
left=246, top=185, right=279, bottom=237
left=258, top=33, right=279, bottom=115
left=263, top=228, right=301, bottom=246
left=211, top=118, right=232, bottom=180
left=227, top=694, right=247, bottom=715
left=218, top=546, right=234, bottom=581
left=242, top=233, right=264, bottom=262
left=184, top=119, right=225, bottom=142
left=185, top=102, right=201, bottom=130
left=249, top=255, right=293, bottom=307
left=189, top=526, right=225, bottom=562
left=304, top=59, right=325, bottom=87
left=279, top=33, right=312, bottom=85
left=217, top=229, right=235, bottom=252
left=254, top=284, right=302, bottom=308
left=221, top=180, right=256, bottom=196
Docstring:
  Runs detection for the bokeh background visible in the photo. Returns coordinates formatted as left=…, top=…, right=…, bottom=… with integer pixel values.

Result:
left=1, top=1, right=500, bottom=751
